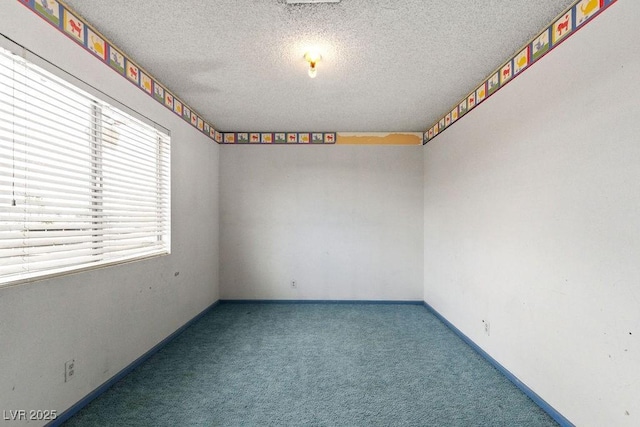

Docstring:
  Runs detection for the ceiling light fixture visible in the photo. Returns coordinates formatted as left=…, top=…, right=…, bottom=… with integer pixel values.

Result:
left=304, top=51, right=321, bottom=78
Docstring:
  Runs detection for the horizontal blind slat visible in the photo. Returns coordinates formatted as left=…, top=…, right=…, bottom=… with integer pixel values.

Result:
left=0, top=121, right=167, bottom=176
left=0, top=161, right=168, bottom=196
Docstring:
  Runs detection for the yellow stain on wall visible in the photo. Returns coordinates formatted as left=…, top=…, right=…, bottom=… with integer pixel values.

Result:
left=336, top=132, right=422, bottom=145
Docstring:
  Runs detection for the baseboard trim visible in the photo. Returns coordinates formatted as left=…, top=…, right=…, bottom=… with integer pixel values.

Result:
left=422, top=301, right=574, bottom=427
left=220, top=299, right=424, bottom=305
left=47, top=299, right=569, bottom=425
left=48, top=300, right=220, bottom=427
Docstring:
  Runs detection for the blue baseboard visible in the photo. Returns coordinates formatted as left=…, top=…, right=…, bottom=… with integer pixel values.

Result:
left=48, top=300, right=220, bottom=427
left=422, top=301, right=574, bottom=427
left=220, top=299, right=424, bottom=305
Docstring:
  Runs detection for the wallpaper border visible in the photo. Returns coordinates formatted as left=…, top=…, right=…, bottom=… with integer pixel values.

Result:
left=423, top=0, right=617, bottom=145
left=17, top=0, right=226, bottom=143
left=15, top=0, right=618, bottom=147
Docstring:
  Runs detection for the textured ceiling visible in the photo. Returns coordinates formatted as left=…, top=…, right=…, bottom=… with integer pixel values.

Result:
left=63, top=0, right=576, bottom=132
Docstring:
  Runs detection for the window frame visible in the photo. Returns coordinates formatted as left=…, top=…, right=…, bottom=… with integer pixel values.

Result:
left=0, top=38, right=171, bottom=288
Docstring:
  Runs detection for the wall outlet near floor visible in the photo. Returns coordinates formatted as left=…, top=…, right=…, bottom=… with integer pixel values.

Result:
left=291, top=280, right=297, bottom=289
left=483, top=320, right=490, bottom=336
left=65, top=359, right=75, bottom=382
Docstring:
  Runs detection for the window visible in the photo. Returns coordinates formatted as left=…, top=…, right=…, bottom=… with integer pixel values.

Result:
left=0, top=45, right=170, bottom=286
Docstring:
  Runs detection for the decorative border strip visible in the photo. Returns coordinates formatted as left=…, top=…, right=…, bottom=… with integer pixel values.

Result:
left=17, top=0, right=225, bottom=143
left=423, top=0, right=617, bottom=145
left=221, top=132, right=336, bottom=144
left=218, top=132, right=423, bottom=145
left=16, top=0, right=339, bottom=146
left=17, top=0, right=616, bottom=148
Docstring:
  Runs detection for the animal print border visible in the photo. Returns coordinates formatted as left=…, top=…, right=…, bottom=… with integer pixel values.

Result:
left=423, top=0, right=617, bottom=145
left=221, top=132, right=336, bottom=145
left=16, top=0, right=614, bottom=147
left=17, top=0, right=229, bottom=143
left=16, top=0, right=339, bottom=145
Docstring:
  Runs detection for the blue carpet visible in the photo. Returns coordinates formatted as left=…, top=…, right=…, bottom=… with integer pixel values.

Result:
left=64, top=303, right=558, bottom=426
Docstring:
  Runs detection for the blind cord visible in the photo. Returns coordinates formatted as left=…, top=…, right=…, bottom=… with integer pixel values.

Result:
left=11, top=56, right=16, bottom=206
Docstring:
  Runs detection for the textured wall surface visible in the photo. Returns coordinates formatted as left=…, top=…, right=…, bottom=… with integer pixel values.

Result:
left=220, top=145, right=424, bottom=301
left=0, top=3, right=220, bottom=422
left=423, top=2, right=639, bottom=426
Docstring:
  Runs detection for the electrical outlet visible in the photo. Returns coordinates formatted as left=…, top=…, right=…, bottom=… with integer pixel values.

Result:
left=484, top=321, right=490, bottom=336
left=291, top=280, right=297, bottom=289
left=65, top=359, right=75, bottom=382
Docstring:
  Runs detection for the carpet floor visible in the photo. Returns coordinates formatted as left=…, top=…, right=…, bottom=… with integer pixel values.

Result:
left=64, top=303, right=558, bottom=426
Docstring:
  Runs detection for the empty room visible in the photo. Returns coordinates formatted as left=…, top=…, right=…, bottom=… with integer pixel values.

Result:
left=0, top=0, right=638, bottom=426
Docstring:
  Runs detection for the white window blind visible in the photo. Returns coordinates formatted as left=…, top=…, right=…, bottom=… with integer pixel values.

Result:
left=0, top=45, right=170, bottom=286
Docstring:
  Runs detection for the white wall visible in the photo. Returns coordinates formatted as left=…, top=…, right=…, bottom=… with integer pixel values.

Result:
left=0, top=3, right=219, bottom=423
left=423, top=3, right=639, bottom=426
left=220, top=145, right=423, bottom=301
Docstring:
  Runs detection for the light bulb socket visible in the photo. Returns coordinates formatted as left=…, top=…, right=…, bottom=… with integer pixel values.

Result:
left=304, top=51, right=321, bottom=78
